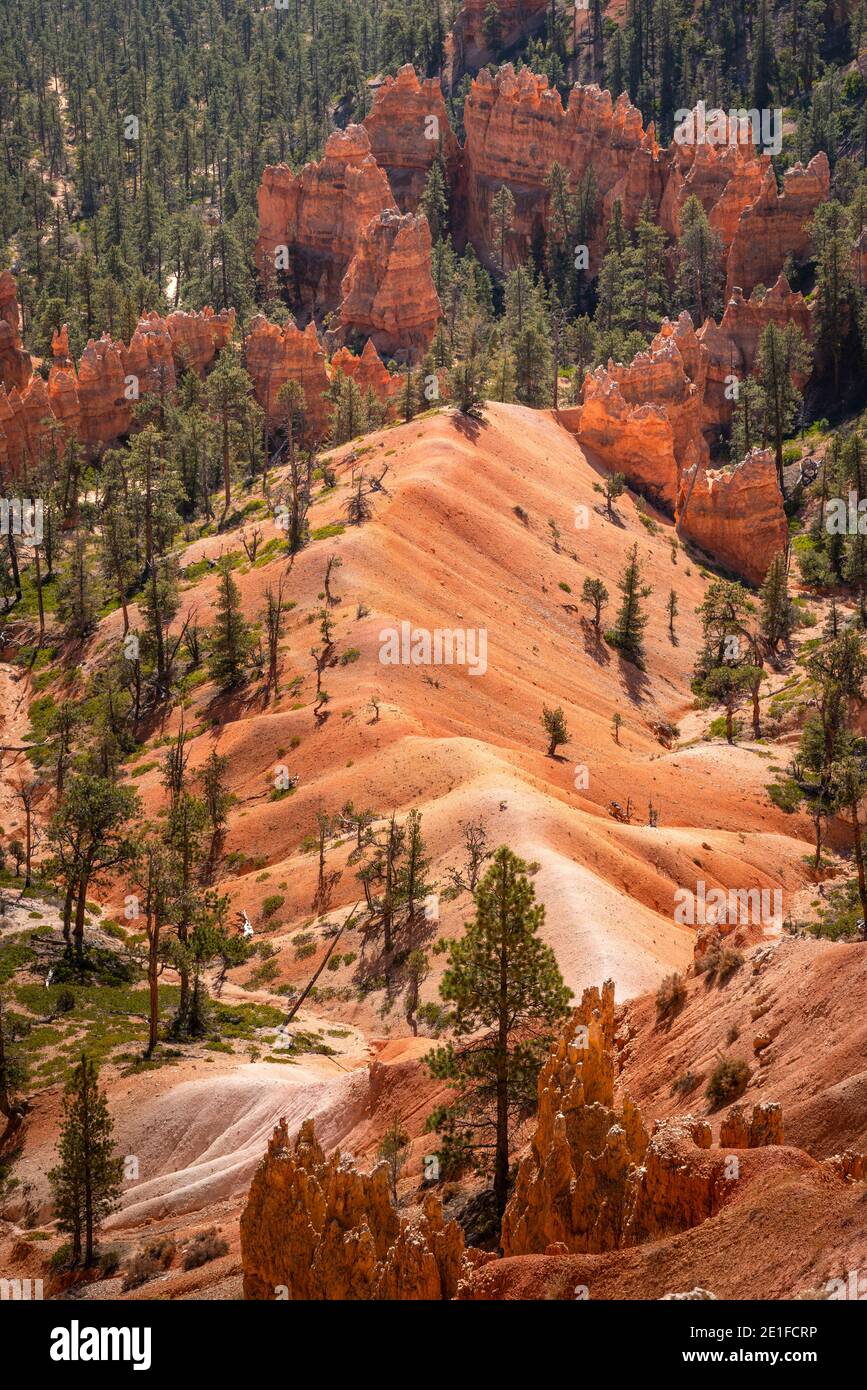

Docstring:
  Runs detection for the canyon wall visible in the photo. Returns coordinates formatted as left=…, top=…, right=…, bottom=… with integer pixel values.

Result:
left=461, top=67, right=664, bottom=273
left=444, top=0, right=549, bottom=91
left=364, top=66, right=460, bottom=211
left=255, top=126, right=395, bottom=314
left=725, top=154, right=830, bottom=298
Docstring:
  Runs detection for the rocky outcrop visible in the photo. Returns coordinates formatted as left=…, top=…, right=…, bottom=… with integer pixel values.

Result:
left=676, top=448, right=788, bottom=586
left=719, top=1102, right=784, bottom=1148
left=331, top=339, right=402, bottom=408
left=240, top=1117, right=467, bottom=1300
left=334, top=209, right=441, bottom=360
left=501, top=982, right=650, bottom=1256
left=0, top=273, right=32, bottom=392
left=726, top=154, right=830, bottom=298
left=0, top=378, right=55, bottom=480
left=255, top=127, right=395, bottom=314
left=245, top=316, right=331, bottom=441
left=461, top=67, right=664, bottom=273
left=75, top=337, right=133, bottom=449
left=697, top=276, right=813, bottom=434
left=122, top=313, right=177, bottom=398
left=364, top=66, right=460, bottom=210
left=502, top=981, right=792, bottom=1258
left=166, top=307, right=235, bottom=375
left=560, top=313, right=708, bottom=513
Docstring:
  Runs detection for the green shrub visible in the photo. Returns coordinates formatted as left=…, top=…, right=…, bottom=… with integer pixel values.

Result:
left=705, top=1057, right=750, bottom=1108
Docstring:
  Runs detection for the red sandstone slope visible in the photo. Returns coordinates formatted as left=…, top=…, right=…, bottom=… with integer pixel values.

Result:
left=92, top=403, right=817, bottom=1013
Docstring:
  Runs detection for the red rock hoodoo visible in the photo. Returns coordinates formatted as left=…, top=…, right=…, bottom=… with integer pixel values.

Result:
left=364, top=65, right=460, bottom=211
left=334, top=209, right=442, bottom=360
left=0, top=271, right=31, bottom=392
left=245, top=316, right=331, bottom=442
left=239, top=1117, right=470, bottom=1300
left=255, top=126, right=395, bottom=314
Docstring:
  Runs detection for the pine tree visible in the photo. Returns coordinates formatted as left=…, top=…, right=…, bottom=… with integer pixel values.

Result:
left=421, top=158, right=449, bottom=242
left=491, top=183, right=516, bottom=272
left=581, top=576, right=609, bottom=629
left=756, top=321, right=812, bottom=488
left=49, top=1055, right=123, bottom=1266
left=759, top=551, right=794, bottom=652
left=676, top=196, right=724, bottom=324
left=542, top=704, right=570, bottom=756
left=208, top=562, right=253, bottom=689
left=608, top=543, right=651, bottom=666
left=425, top=846, right=571, bottom=1216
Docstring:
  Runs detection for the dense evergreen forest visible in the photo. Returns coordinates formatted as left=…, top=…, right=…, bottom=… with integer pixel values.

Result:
left=1, top=0, right=866, bottom=362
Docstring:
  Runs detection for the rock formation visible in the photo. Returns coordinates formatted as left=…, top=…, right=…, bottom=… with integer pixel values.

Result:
left=697, top=276, right=813, bottom=434
left=0, top=307, right=234, bottom=476
left=334, top=209, right=442, bottom=359
left=245, top=316, right=331, bottom=441
left=240, top=1117, right=468, bottom=1300
left=719, top=1102, right=784, bottom=1148
left=364, top=66, right=460, bottom=210
left=331, top=338, right=402, bottom=408
left=560, top=313, right=708, bottom=513
left=558, top=310, right=787, bottom=585
left=461, top=67, right=664, bottom=273
left=726, top=154, right=830, bottom=297
left=502, top=981, right=791, bottom=1258
left=0, top=272, right=31, bottom=392
left=255, top=126, right=395, bottom=314
left=166, top=307, right=235, bottom=375
left=676, top=448, right=789, bottom=586
left=122, top=313, right=177, bottom=399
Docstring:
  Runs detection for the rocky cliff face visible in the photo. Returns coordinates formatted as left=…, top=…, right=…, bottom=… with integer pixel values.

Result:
left=676, top=448, right=789, bottom=586
left=560, top=313, right=708, bottom=513
left=255, top=126, right=395, bottom=314
left=0, top=307, right=234, bottom=476
left=364, top=65, right=460, bottom=210
left=244, top=316, right=331, bottom=441
left=502, top=981, right=791, bottom=1257
left=462, top=67, right=663, bottom=272
left=334, top=209, right=441, bottom=360
left=697, top=276, right=813, bottom=434
left=0, top=272, right=31, bottom=392
left=726, top=154, right=830, bottom=297
left=240, top=1117, right=469, bottom=1300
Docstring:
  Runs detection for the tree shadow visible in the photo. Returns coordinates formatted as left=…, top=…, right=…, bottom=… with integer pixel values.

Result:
left=580, top=617, right=611, bottom=666
left=617, top=654, right=652, bottom=704
left=451, top=411, right=486, bottom=444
